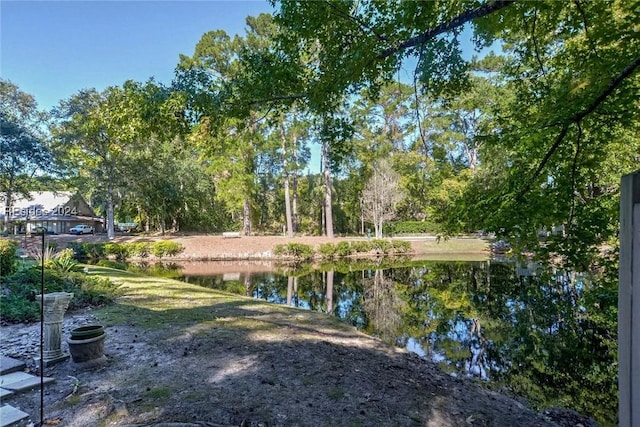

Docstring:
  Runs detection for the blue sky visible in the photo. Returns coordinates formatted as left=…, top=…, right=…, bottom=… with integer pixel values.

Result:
left=1, top=1, right=274, bottom=111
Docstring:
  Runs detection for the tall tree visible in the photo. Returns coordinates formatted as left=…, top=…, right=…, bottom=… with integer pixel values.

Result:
left=272, top=0, right=640, bottom=264
left=178, top=14, right=283, bottom=235
left=361, top=159, right=403, bottom=238
left=274, top=107, right=310, bottom=237
left=52, top=80, right=186, bottom=238
left=0, top=80, right=52, bottom=231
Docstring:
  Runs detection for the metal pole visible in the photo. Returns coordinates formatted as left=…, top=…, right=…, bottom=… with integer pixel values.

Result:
left=39, top=231, right=45, bottom=426
left=619, top=171, right=640, bottom=427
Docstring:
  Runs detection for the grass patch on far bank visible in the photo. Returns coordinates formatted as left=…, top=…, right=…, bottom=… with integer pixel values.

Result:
left=419, top=237, right=489, bottom=255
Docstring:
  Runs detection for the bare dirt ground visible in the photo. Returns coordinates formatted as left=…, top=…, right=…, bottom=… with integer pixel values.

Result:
left=1, top=306, right=591, bottom=427
left=2, top=234, right=597, bottom=427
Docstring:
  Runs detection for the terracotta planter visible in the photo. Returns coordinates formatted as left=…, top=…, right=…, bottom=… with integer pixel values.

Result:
left=67, top=333, right=106, bottom=363
left=70, top=325, right=104, bottom=340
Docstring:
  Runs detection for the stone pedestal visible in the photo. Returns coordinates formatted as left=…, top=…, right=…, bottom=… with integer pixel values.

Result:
left=35, top=292, right=73, bottom=366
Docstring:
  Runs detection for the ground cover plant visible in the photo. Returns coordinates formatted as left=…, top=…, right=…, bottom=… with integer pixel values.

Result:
left=0, top=265, right=120, bottom=323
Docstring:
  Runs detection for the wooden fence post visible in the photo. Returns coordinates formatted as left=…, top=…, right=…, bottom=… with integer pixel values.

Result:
left=619, top=171, right=640, bottom=427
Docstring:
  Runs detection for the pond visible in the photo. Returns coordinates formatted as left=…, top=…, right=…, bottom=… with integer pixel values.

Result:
left=138, top=258, right=617, bottom=426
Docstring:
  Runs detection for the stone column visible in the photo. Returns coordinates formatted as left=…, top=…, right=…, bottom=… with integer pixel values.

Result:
left=36, top=292, right=74, bottom=366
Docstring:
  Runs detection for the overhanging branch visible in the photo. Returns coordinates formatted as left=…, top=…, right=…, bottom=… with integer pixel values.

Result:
left=377, top=0, right=518, bottom=60
left=518, top=54, right=640, bottom=199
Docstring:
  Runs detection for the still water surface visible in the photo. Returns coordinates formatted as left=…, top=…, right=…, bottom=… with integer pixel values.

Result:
left=143, top=258, right=616, bottom=425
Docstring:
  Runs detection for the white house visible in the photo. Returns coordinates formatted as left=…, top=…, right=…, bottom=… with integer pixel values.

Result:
left=1, top=191, right=103, bottom=234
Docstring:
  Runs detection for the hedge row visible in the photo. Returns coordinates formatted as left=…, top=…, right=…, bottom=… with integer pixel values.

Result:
left=384, top=221, right=440, bottom=236
left=68, top=240, right=183, bottom=261
left=273, top=239, right=412, bottom=260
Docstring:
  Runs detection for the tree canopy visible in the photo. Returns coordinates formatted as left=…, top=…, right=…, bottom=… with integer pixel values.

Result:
left=0, top=79, right=52, bottom=230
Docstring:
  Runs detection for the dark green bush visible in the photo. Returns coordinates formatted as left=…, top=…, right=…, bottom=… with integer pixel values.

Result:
left=273, top=245, right=286, bottom=256
left=384, top=221, right=440, bottom=236
left=0, top=294, right=40, bottom=323
left=350, top=241, right=373, bottom=254
left=68, top=242, right=106, bottom=261
left=85, top=243, right=106, bottom=259
left=370, top=239, right=392, bottom=253
left=67, top=242, right=87, bottom=261
left=335, top=241, right=353, bottom=257
left=151, top=240, right=184, bottom=258
left=318, top=243, right=337, bottom=258
left=0, top=239, right=17, bottom=276
left=0, top=266, right=120, bottom=323
left=104, top=242, right=130, bottom=260
left=273, top=243, right=314, bottom=260
left=130, top=242, right=150, bottom=258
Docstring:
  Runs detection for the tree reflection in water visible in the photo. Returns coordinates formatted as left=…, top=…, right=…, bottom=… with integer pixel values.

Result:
left=176, top=259, right=617, bottom=426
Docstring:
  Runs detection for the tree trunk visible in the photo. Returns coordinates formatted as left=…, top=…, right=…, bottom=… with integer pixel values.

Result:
left=326, top=270, right=334, bottom=314
left=3, top=188, right=13, bottom=232
left=292, top=136, right=299, bottom=233
left=144, top=209, right=150, bottom=232
left=287, top=276, right=294, bottom=306
left=360, top=198, right=364, bottom=235
left=106, top=182, right=115, bottom=240
left=243, top=198, right=251, bottom=236
left=244, top=273, right=252, bottom=297
left=322, top=138, right=334, bottom=238
left=282, top=127, right=294, bottom=237
left=160, top=202, right=166, bottom=236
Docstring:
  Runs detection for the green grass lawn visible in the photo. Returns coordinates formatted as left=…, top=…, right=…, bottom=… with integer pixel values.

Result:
left=85, top=265, right=349, bottom=334
left=420, top=237, right=490, bottom=253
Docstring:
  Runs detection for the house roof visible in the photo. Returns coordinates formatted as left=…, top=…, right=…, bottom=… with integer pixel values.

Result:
left=2, top=191, right=100, bottom=221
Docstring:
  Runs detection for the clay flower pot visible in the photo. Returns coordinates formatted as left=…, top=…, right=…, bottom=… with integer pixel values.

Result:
left=70, top=325, right=104, bottom=340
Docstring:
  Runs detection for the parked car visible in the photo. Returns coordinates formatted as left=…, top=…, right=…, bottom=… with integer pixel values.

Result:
left=69, top=224, right=94, bottom=235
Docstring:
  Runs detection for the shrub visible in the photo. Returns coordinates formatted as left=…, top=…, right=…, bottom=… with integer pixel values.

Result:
left=370, top=239, right=392, bottom=254
left=104, top=242, right=131, bottom=260
left=390, top=240, right=411, bottom=254
left=0, top=239, right=17, bottom=276
left=1, top=293, right=41, bottom=323
left=272, top=244, right=286, bottom=256
left=384, top=221, right=440, bottom=236
left=48, top=251, right=80, bottom=272
left=318, top=243, right=337, bottom=259
left=67, top=242, right=87, bottom=261
left=130, top=242, right=150, bottom=258
left=57, top=248, right=75, bottom=263
left=335, top=241, right=353, bottom=257
left=0, top=266, right=120, bottom=323
left=29, top=244, right=56, bottom=264
left=68, top=243, right=105, bottom=261
left=151, top=240, right=184, bottom=258
left=273, top=243, right=314, bottom=260
left=350, top=240, right=373, bottom=254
